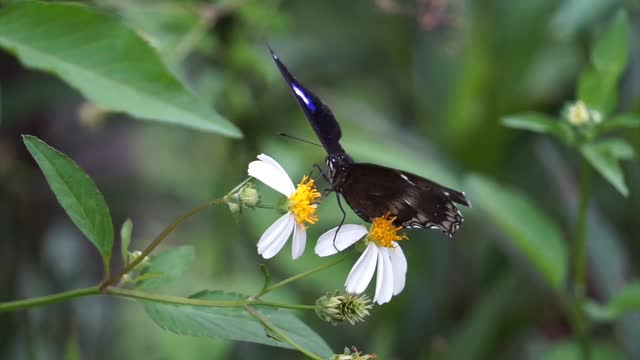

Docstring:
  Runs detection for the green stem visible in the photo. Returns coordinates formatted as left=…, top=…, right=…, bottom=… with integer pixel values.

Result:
left=244, top=305, right=324, bottom=360
left=106, top=287, right=315, bottom=310
left=574, top=159, right=592, bottom=360
left=100, top=198, right=225, bottom=290
left=0, top=286, right=100, bottom=313
left=255, top=255, right=348, bottom=298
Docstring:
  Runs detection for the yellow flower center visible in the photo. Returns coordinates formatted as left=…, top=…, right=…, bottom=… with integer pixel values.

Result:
left=367, top=213, right=408, bottom=248
left=288, top=176, right=321, bottom=227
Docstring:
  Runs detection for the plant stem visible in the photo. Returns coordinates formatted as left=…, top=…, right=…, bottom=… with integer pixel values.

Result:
left=0, top=286, right=100, bottom=313
left=255, top=255, right=348, bottom=298
left=100, top=198, right=225, bottom=290
left=106, top=287, right=315, bottom=310
left=244, top=306, right=324, bottom=360
left=574, top=159, right=592, bottom=360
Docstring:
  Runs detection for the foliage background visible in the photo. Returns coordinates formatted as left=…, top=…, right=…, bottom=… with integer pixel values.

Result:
left=1, top=0, right=639, bottom=359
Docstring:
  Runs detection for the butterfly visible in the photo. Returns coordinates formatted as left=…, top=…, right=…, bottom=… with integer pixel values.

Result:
left=270, top=47, right=470, bottom=237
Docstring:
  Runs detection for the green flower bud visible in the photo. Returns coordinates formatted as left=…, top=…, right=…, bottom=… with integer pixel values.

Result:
left=225, top=179, right=261, bottom=216
left=316, top=291, right=372, bottom=326
left=330, top=346, right=376, bottom=360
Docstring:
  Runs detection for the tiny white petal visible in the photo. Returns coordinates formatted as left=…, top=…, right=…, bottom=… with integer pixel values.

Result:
left=258, top=214, right=295, bottom=259
left=373, top=248, right=394, bottom=305
left=345, top=243, right=378, bottom=294
left=389, top=244, right=407, bottom=295
left=315, top=224, right=368, bottom=257
left=248, top=159, right=295, bottom=196
left=291, top=223, right=307, bottom=260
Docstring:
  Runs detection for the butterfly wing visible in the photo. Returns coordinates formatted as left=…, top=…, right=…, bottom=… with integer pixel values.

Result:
left=270, top=47, right=345, bottom=155
left=334, top=163, right=470, bottom=237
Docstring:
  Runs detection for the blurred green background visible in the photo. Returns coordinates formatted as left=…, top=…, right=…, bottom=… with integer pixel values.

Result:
left=1, top=0, right=639, bottom=359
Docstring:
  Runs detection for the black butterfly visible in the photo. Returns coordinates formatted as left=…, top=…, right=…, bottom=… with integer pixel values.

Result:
left=270, top=48, right=470, bottom=237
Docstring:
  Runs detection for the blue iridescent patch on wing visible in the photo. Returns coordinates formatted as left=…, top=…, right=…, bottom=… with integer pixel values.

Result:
left=291, top=84, right=316, bottom=112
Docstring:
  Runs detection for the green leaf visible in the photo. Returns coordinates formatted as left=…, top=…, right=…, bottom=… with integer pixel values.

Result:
left=578, top=67, right=617, bottom=113
left=23, top=135, right=113, bottom=271
left=464, top=175, right=567, bottom=290
left=609, top=281, right=640, bottom=317
left=592, top=9, right=629, bottom=76
left=145, top=291, right=333, bottom=358
left=137, top=246, right=195, bottom=290
left=581, top=141, right=630, bottom=196
left=501, top=112, right=573, bottom=143
left=578, top=9, right=629, bottom=114
left=120, top=218, right=133, bottom=266
left=598, top=113, right=640, bottom=133
left=0, top=2, right=241, bottom=137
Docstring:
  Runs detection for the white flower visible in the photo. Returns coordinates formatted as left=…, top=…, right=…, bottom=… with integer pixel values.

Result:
left=248, top=154, right=321, bottom=259
left=315, top=214, right=408, bottom=305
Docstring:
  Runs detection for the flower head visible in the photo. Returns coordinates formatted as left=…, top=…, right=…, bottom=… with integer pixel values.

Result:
left=565, top=100, right=602, bottom=126
left=316, top=291, right=372, bottom=325
left=315, top=214, right=408, bottom=305
left=248, top=154, right=321, bottom=259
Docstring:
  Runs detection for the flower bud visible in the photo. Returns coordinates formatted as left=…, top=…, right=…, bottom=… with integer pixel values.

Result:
left=239, top=182, right=260, bottom=208
left=225, top=179, right=261, bottom=216
left=127, top=250, right=150, bottom=268
left=330, top=347, right=376, bottom=360
left=316, top=291, right=372, bottom=326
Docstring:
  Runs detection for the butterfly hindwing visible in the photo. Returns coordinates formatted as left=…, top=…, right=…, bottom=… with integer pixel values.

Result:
left=270, top=48, right=344, bottom=155
left=334, top=163, right=469, bottom=237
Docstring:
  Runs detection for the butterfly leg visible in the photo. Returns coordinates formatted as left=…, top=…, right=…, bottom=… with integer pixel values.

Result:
left=311, top=163, right=331, bottom=183
left=332, top=193, right=347, bottom=252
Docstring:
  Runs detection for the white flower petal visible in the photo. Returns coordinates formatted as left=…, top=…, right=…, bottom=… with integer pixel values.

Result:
left=373, top=248, right=394, bottom=305
left=248, top=159, right=295, bottom=196
left=258, top=213, right=295, bottom=259
left=389, top=244, right=407, bottom=295
left=315, top=224, right=368, bottom=257
left=345, top=243, right=378, bottom=294
left=291, top=223, right=307, bottom=259
left=257, top=154, right=289, bottom=180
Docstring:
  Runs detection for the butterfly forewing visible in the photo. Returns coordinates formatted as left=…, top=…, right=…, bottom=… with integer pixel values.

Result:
left=270, top=48, right=345, bottom=155
left=334, top=163, right=469, bottom=237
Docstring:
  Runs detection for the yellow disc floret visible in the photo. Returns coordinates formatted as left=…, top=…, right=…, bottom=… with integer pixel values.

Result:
left=367, top=213, right=408, bottom=248
left=288, top=176, right=321, bottom=227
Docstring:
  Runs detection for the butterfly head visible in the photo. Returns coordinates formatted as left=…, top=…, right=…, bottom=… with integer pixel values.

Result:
left=326, top=152, right=353, bottom=183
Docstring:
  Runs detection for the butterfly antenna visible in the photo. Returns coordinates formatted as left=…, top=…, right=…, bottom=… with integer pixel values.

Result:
left=279, top=133, right=323, bottom=147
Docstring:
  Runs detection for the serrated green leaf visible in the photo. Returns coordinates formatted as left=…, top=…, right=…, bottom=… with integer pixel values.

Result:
left=598, top=114, right=640, bottom=133
left=0, top=2, right=241, bottom=137
left=120, top=218, right=133, bottom=266
left=464, top=175, right=567, bottom=290
left=581, top=142, right=629, bottom=196
left=144, top=291, right=333, bottom=358
left=23, top=135, right=113, bottom=271
left=501, top=112, right=573, bottom=143
left=592, top=9, right=629, bottom=76
left=609, top=282, right=640, bottom=317
left=137, top=246, right=195, bottom=290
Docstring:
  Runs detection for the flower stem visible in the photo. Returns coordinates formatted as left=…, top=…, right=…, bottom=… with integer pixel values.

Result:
left=105, top=287, right=316, bottom=310
left=574, top=159, right=592, bottom=360
left=0, top=286, right=100, bottom=313
left=100, top=198, right=225, bottom=290
left=244, top=305, right=324, bottom=360
left=255, top=255, right=349, bottom=298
